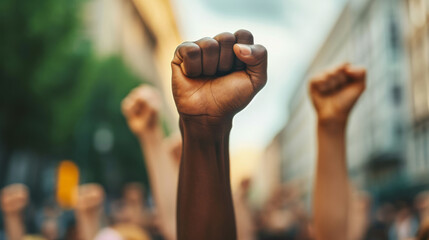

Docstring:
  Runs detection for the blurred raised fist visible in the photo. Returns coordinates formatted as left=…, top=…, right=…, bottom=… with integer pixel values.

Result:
left=309, top=64, right=366, bottom=123
left=75, top=184, right=105, bottom=214
left=122, top=85, right=161, bottom=136
left=1, top=184, right=29, bottom=215
left=171, top=29, right=267, bottom=122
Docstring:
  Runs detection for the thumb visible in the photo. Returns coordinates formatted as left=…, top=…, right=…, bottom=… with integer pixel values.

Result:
left=233, top=43, right=268, bottom=91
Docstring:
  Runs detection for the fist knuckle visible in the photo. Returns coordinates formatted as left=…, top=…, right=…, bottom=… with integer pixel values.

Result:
left=183, top=46, right=201, bottom=59
left=200, top=39, right=219, bottom=52
left=215, top=32, right=236, bottom=46
left=235, top=29, right=254, bottom=42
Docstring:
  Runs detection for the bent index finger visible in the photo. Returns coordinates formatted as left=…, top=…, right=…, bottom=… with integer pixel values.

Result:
left=173, top=42, right=202, bottom=78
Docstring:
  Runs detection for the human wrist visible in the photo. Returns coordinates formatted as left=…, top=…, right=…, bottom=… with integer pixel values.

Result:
left=179, top=114, right=232, bottom=140
left=3, top=212, right=24, bottom=226
left=75, top=209, right=102, bottom=224
left=317, top=117, right=347, bottom=135
left=136, top=126, right=164, bottom=145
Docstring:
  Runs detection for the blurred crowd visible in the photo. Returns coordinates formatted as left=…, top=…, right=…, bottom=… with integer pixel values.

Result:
left=1, top=82, right=429, bottom=240
left=1, top=0, right=428, bottom=238
left=2, top=178, right=429, bottom=240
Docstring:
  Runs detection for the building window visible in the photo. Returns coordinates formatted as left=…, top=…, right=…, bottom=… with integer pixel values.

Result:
left=389, top=16, right=401, bottom=59
left=392, top=84, right=403, bottom=106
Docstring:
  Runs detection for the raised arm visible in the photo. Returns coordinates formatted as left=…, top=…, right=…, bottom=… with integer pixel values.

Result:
left=0, top=184, right=29, bottom=240
left=171, top=30, right=267, bottom=240
left=234, top=178, right=256, bottom=240
left=75, top=183, right=105, bottom=240
left=309, top=64, right=366, bottom=240
left=122, top=85, right=179, bottom=240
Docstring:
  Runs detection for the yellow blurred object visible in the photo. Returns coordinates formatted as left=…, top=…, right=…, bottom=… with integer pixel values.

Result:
left=113, top=224, right=151, bottom=240
left=56, top=160, right=79, bottom=208
left=23, top=235, right=47, bottom=240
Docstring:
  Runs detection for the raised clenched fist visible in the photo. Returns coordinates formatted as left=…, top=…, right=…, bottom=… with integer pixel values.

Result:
left=309, top=64, right=366, bottom=123
left=0, top=184, right=29, bottom=215
left=171, top=30, right=267, bottom=122
left=75, top=184, right=105, bottom=214
left=122, top=85, right=161, bottom=136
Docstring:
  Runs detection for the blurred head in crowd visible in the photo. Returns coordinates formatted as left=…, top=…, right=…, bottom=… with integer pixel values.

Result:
left=41, top=219, right=58, bottom=240
left=416, top=191, right=429, bottom=220
left=416, top=192, right=429, bottom=240
left=123, top=183, right=145, bottom=205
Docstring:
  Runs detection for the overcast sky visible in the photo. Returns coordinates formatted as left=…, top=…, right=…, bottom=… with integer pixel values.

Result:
left=170, top=0, right=347, bottom=152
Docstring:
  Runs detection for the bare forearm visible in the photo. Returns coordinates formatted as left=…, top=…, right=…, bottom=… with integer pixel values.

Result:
left=139, top=127, right=178, bottom=240
left=234, top=194, right=256, bottom=240
left=76, top=212, right=101, bottom=240
left=139, top=126, right=172, bottom=196
left=177, top=115, right=236, bottom=240
left=4, top=213, right=25, bottom=240
left=313, top=120, right=349, bottom=240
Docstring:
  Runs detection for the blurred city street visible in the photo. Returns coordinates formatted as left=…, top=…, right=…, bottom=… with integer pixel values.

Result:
left=0, top=0, right=429, bottom=239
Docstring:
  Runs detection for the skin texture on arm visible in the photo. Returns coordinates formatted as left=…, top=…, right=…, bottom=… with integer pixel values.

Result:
left=75, top=183, right=105, bottom=240
left=347, top=188, right=371, bottom=240
left=122, top=85, right=179, bottom=240
left=0, top=184, right=29, bottom=240
left=309, top=64, right=366, bottom=240
left=171, top=29, right=267, bottom=240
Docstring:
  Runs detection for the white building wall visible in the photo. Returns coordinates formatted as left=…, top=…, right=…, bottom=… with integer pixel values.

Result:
left=279, top=0, right=411, bottom=195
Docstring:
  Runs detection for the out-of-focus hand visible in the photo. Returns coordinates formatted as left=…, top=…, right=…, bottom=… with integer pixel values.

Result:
left=0, top=184, right=29, bottom=215
left=309, top=64, right=366, bottom=124
left=75, top=184, right=104, bottom=214
left=171, top=29, right=267, bottom=123
left=122, top=85, right=161, bottom=137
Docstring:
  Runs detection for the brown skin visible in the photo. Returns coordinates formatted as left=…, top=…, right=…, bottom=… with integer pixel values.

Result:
left=75, top=183, right=105, bottom=240
left=122, top=85, right=178, bottom=240
left=348, top=189, right=371, bottom=240
left=309, top=63, right=366, bottom=240
left=172, top=29, right=267, bottom=240
left=122, top=85, right=161, bottom=137
left=0, top=184, right=29, bottom=240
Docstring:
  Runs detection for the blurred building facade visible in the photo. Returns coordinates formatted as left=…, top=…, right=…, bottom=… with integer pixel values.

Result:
left=84, top=0, right=182, bottom=124
left=251, top=134, right=283, bottom=206
left=276, top=0, right=429, bottom=201
left=405, top=0, right=429, bottom=186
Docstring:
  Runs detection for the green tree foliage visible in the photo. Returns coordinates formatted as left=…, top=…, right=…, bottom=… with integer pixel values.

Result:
left=72, top=56, right=148, bottom=190
left=0, top=0, right=149, bottom=189
left=0, top=0, right=83, bottom=151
